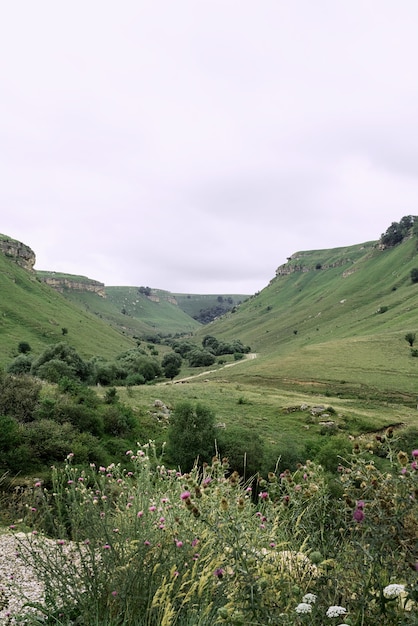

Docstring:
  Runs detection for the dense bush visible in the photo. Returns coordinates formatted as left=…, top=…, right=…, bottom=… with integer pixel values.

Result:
left=167, top=402, right=217, bottom=471
left=0, top=373, right=41, bottom=422
left=187, top=348, right=216, bottom=367
left=6, top=354, right=33, bottom=374
left=31, top=342, right=90, bottom=382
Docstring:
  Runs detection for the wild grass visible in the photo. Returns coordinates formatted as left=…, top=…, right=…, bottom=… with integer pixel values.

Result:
left=3, top=439, right=418, bottom=625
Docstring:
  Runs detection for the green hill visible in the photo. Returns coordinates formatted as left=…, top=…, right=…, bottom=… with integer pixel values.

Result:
left=198, top=234, right=418, bottom=398
left=40, top=278, right=248, bottom=338
left=0, top=251, right=135, bottom=366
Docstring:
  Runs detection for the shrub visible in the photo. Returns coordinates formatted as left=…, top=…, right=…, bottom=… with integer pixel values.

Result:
left=7, top=354, right=33, bottom=375
left=187, top=349, right=216, bottom=367
left=31, top=343, right=89, bottom=382
left=411, top=267, right=418, bottom=283
left=17, top=341, right=31, bottom=354
left=167, top=402, right=216, bottom=471
left=0, top=374, right=41, bottom=422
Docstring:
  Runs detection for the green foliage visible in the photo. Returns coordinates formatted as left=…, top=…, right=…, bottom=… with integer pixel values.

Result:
left=18, top=341, right=31, bottom=354
left=411, top=267, right=418, bottom=283
left=7, top=354, right=33, bottom=374
left=217, top=426, right=264, bottom=478
left=380, top=215, right=415, bottom=247
left=167, top=402, right=217, bottom=470
left=0, top=373, right=41, bottom=421
left=405, top=332, right=416, bottom=347
left=187, top=348, right=216, bottom=367
left=161, top=352, right=182, bottom=379
left=31, top=342, right=89, bottom=382
left=7, top=441, right=418, bottom=625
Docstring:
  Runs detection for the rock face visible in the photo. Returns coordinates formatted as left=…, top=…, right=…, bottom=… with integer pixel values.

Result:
left=275, top=253, right=354, bottom=277
left=0, top=235, right=36, bottom=271
left=38, top=273, right=106, bottom=297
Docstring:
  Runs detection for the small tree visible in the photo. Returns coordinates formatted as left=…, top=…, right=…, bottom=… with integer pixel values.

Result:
left=167, top=402, right=216, bottom=471
left=161, top=352, right=182, bottom=380
left=411, top=268, right=418, bottom=284
left=405, top=332, right=416, bottom=347
left=18, top=341, right=31, bottom=354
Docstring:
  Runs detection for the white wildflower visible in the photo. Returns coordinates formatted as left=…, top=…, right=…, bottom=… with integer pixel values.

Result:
left=295, top=602, right=312, bottom=614
left=326, top=605, right=347, bottom=618
left=302, top=593, right=317, bottom=604
left=383, top=583, right=405, bottom=599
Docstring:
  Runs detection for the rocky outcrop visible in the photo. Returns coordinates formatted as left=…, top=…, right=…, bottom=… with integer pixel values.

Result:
left=37, top=272, right=106, bottom=297
left=0, top=235, right=36, bottom=271
left=276, top=254, right=353, bottom=277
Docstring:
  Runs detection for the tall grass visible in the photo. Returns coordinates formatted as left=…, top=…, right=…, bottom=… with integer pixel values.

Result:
left=3, top=434, right=418, bottom=625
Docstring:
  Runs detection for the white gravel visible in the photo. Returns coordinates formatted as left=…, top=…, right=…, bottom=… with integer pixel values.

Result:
left=0, top=531, right=46, bottom=623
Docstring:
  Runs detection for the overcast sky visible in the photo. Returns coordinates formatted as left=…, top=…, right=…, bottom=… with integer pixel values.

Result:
left=2, top=1, right=418, bottom=294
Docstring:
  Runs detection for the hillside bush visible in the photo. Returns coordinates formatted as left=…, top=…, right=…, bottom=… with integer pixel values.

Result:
left=167, top=402, right=217, bottom=471
left=31, top=342, right=90, bottom=382
left=0, top=373, right=41, bottom=422
left=187, top=349, right=216, bottom=367
left=6, top=354, right=33, bottom=374
left=5, top=439, right=418, bottom=625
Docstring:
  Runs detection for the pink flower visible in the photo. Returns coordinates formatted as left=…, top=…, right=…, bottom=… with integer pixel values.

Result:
left=175, top=540, right=183, bottom=548
left=103, top=544, right=111, bottom=550
left=213, top=568, right=224, bottom=578
left=411, top=461, right=418, bottom=471
left=144, top=540, right=151, bottom=546
left=180, top=491, right=191, bottom=500
left=353, top=508, right=365, bottom=523
left=137, top=511, right=144, bottom=518
left=412, top=449, right=418, bottom=459
left=111, top=590, right=118, bottom=597
left=149, top=505, right=156, bottom=512
left=34, top=481, right=42, bottom=487
left=259, top=491, right=269, bottom=500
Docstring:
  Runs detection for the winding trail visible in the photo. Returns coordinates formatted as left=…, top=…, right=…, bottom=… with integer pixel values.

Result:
left=163, top=352, right=257, bottom=385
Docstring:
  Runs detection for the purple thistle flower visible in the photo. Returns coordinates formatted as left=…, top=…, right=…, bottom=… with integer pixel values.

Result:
left=353, top=508, right=365, bottom=523
left=213, top=568, right=225, bottom=578
left=180, top=491, right=191, bottom=500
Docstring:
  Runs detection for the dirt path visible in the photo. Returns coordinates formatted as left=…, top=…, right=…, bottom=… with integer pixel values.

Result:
left=162, top=352, right=257, bottom=385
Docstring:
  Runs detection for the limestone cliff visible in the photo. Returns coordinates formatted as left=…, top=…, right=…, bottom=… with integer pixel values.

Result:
left=0, top=235, right=36, bottom=271
left=37, top=272, right=106, bottom=297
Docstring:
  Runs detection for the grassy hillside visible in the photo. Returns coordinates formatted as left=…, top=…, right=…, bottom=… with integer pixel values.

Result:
left=63, top=287, right=201, bottom=338
left=198, top=237, right=418, bottom=397
left=174, top=293, right=249, bottom=322
left=0, top=254, right=135, bottom=366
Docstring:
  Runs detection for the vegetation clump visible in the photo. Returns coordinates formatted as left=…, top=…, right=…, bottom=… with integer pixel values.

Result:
left=3, top=439, right=417, bottom=625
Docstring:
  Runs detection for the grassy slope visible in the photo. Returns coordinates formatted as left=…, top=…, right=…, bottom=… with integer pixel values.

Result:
left=65, top=287, right=201, bottom=337
left=173, top=293, right=249, bottom=318
left=0, top=255, right=135, bottom=366
left=199, top=237, right=418, bottom=396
